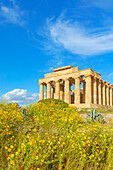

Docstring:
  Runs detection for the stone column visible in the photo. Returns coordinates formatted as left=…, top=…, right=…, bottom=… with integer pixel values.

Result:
left=69, top=83, right=71, bottom=104
left=55, top=80, right=60, bottom=99
left=65, top=79, right=70, bottom=104
left=39, top=83, right=44, bottom=100
left=52, top=86, right=55, bottom=99
left=93, top=77, right=98, bottom=104
left=110, top=87, right=113, bottom=107
left=106, top=84, right=110, bottom=106
left=85, top=75, right=92, bottom=104
left=83, top=81, right=86, bottom=103
left=60, top=84, right=64, bottom=100
left=75, top=77, right=80, bottom=105
left=47, top=82, right=51, bottom=99
left=98, top=79, right=102, bottom=105
left=91, top=77, right=94, bottom=103
left=103, top=81, right=106, bottom=105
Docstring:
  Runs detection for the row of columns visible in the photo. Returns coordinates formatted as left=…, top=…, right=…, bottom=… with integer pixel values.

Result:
left=39, top=77, right=81, bottom=105
left=39, top=75, right=113, bottom=107
left=88, top=76, right=113, bottom=106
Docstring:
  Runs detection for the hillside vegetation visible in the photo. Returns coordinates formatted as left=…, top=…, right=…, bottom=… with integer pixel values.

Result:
left=0, top=99, right=113, bottom=170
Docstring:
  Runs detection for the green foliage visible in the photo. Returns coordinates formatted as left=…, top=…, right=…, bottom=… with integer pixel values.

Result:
left=27, top=99, right=81, bottom=131
left=38, top=98, right=69, bottom=109
left=21, top=108, right=28, bottom=121
left=87, top=108, right=105, bottom=123
left=0, top=100, right=113, bottom=170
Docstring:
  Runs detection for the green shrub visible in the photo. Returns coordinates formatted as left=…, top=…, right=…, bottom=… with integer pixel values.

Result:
left=38, top=98, right=69, bottom=109
left=87, top=108, right=105, bottom=123
left=0, top=100, right=113, bottom=170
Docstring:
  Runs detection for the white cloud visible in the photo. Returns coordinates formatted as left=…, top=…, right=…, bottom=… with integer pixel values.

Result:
left=2, top=89, right=39, bottom=106
left=108, top=73, right=113, bottom=77
left=45, top=16, right=113, bottom=56
left=92, top=0, right=113, bottom=11
left=0, top=1, right=25, bottom=26
left=83, top=0, right=113, bottom=11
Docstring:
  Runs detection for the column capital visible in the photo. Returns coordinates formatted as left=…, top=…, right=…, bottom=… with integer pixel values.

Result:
left=103, top=80, right=106, bottom=84
left=75, top=76, right=81, bottom=79
left=101, top=80, right=106, bottom=86
left=55, top=79, right=60, bottom=82
left=46, top=81, right=51, bottom=84
left=38, top=82, right=44, bottom=86
left=93, top=76, right=98, bottom=80
left=106, top=82, right=110, bottom=86
left=98, top=78, right=103, bottom=83
left=63, top=77, right=70, bottom=81
left=110, top=85, right=113, bottom=88
left=85, top=74, right=92, bottom=78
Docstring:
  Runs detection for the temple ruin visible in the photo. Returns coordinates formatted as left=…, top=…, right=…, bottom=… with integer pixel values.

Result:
left=39, top=66, right=113, bottom=108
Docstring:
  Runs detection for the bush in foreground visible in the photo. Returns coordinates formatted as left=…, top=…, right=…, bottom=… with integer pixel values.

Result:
left=0, top=99, right=113, bottom=169
left=0, top=102, right=23, bottom=169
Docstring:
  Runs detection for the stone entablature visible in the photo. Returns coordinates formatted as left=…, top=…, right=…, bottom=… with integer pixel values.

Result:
left=39, top=66, right=113, bottom=108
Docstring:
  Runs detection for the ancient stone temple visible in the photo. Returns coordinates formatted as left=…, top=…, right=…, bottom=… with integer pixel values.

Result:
left=39, top=66, right=113, bottom=108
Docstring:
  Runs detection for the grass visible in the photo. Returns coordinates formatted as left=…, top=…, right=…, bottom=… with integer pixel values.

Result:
left=78, top=108, right=113, bottom=114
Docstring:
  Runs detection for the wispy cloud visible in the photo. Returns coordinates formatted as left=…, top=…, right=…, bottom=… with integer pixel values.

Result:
left=2, top=89, right=39, bottom=106
left=0, top=0, right=25, bottom=26
left=108, top=73, right=113, bottom=77
left=89, top=0, right=113, bottom=11
left=44, top=14, right=113, bottom=56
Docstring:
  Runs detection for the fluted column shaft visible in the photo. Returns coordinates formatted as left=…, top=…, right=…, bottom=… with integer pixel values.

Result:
left=106, top=85, right=110, bottom=106
left=60, top=84, right=64, bottom=100
left=75, top=77, right=80, bottom=104
left=98, top=80, right=102, bottom=105
left=52, top=86, right=55, bottom=98
left=47, top=82, right=51, bottom=99
left=94, top=77, right=98, bottom=104
left=55, top=81, right=60, bottom=99
left=110, top=87, right=113, bottom=106
left=39, top=83, right=44, bottom=100
left=103, top=83, right=106, bottom=105
left=65, top=79, right=70, bottom=104
left=83, top=81, right=86, bottom=103
left=85, top=75, right=92, bottom=104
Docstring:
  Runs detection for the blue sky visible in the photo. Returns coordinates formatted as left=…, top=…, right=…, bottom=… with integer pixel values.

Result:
left=0, top=0, right=113, bottom=105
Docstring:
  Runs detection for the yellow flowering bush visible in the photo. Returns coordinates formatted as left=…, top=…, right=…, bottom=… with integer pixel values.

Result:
left=0, top=102, right=23, bottom=169
left=0, top=99, right=113, bottom=169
